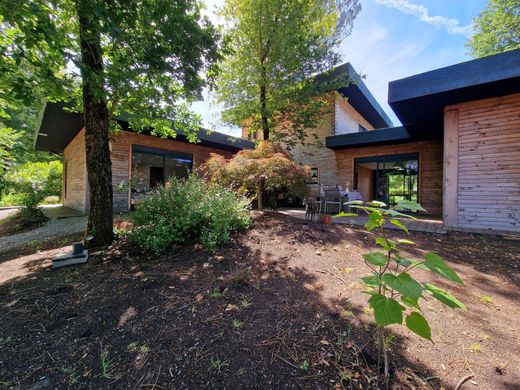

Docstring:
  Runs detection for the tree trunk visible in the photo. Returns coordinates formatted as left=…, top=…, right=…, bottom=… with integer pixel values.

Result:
left=78, top=0, right=114, bottom=247
left=257, top=179, right=265, bottom=210
left=260, top=64, right=269, bottom=140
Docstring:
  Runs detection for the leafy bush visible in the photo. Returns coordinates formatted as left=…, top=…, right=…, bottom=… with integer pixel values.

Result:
left=199, top=141, right=310, bottom=209
left=3, top=161, right=63, bottom=212
left=129, top=175, right=251, bottom=253
left=0, top=192, right=23, bottom=207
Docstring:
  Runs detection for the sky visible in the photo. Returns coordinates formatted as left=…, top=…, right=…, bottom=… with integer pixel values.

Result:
left=191, top=0, right=488, bottom=135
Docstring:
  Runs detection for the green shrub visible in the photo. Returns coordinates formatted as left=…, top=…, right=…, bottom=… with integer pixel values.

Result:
left=129, top=175, right=251, bottom=253
left=3, top=161, right=63, bottom=212
left=0, top=192, right=24, bottom=207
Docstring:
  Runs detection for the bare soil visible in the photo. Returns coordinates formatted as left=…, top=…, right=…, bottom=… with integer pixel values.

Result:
left=0, top=212, right=519, bottom=389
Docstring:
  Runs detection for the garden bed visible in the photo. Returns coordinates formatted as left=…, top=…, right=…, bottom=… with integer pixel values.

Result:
left=0, top=212, right=519, bottom=389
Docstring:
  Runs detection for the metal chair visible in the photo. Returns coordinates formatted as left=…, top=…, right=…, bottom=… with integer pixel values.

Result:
left=304, top=187, right=322, bottom=222
left=324, top=188, right=342, bottom=215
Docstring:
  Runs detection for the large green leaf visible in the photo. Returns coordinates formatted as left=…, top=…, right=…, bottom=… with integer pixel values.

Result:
left=394, top=255, right=428, bottom=270
left=367, top=200, right=387, bottom=207
left=345, top=200, right=363, bottom=205
left=362, top=274, right=382, bottom=288
left=423, top=253, right=463, bottom=285
left=375, top=237, right=396, bottom=251
left=396, top=201, right=426, bottom=212
left=365, top=212, right=383, bottom=231
left=406, top=312, right=432, bottom=342
left=368, top=294, right=405, bottom=327
left=333, top=212, right=358, bottom=218
left=382, top=273, right=422, bottom=298
left=401, top=295, right=421, bottom=310
left=363, top=252, right=388, bottom=267
left=390, top=219, right=409, bottom=233
left=423, top=283, right=466, bottom=309
left=385, top=209, right=416, bottom=219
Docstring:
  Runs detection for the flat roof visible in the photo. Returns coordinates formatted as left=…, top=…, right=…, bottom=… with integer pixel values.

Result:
left=35, top=102, right=254, bottom=153
left=318, top=63, right=393, bottom=129
left=388, top=49, right=520, bottom=138
left=325, top=126, right=410, bottom=149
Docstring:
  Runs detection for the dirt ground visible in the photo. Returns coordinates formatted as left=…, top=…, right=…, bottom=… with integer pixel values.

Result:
left=0, top=212, right=519, bottom=389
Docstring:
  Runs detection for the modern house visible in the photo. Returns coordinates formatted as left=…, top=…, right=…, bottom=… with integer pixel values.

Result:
left=34, top=103, right=254, bottom=213
left=35, top=49, right=520, bottom=234
left=244, top=49, right=520, bottom=234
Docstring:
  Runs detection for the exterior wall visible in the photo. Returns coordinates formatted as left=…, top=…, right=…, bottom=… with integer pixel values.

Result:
left=335, top=96, right=375, bottom=135
left=62, top=128, right=88, bottom=213
left=334, top=140, right=444, bottom=215
left=61, top=130, right=237, bottom=213
left=111, top=131, right=235, bottom=212
left=240, top=94, right=376, bottom=186
left=286, top=93, right=377, bottom=185
left=287, top=96, right=338, bottom=185
left=444, top=93, right=520, bottom=232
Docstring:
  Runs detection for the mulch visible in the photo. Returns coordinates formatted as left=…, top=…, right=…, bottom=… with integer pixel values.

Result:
left=0, top=212, right=519, bottom=389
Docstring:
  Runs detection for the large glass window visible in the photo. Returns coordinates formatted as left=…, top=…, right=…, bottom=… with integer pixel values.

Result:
left=354, top=153, right=419, bottom=210
left=131, top=145, right=193, bottom=205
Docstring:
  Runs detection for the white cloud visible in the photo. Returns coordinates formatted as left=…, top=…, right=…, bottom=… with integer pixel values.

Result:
left=375, top=0, right=473, bottom=36
left=338, top=18, right=467, bottom=125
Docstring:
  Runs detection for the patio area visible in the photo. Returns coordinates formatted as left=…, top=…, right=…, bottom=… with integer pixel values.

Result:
left=277, top=208, right=447, bottom=234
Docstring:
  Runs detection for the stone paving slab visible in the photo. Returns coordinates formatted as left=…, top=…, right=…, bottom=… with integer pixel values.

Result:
left=277, top=209, right=447, bottom=234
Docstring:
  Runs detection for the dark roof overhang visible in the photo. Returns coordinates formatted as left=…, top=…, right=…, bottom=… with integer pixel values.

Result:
left=34, top=102, right=254, bottom=153
left=318, top=63, right=393, bottom=129
left=388, top=49, right=520, bottom=138
left=325, top=126, right=412, bottom=149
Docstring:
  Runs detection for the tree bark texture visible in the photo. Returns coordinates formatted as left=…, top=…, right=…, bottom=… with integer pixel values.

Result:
left=78, top=0, right=114, bottom=247
left=260, top=64, right=269, bottom=140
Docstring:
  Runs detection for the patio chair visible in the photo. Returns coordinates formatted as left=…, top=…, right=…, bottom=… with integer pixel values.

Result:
left=304, top=187, right=322, bottom=222
left=346, top=191, right=363, bottom=213
left=324, top=188, right=342, bottom=215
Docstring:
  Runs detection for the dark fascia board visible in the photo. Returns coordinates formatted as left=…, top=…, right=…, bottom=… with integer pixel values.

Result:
left=388, top=49, right=520, bottom=137
left=35, top=101, right=254, bottom=153
left=325, top=126, right=411, bottom=150
left=317, top=63, right=393, bottom=129
left=389, top=49, right=520, bottom=102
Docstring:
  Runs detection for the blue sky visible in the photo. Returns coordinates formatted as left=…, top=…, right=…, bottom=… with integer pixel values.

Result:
left=192, top=0, right=488, bottom=135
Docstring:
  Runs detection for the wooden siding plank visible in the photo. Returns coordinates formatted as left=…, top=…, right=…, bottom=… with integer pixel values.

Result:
left=454, top=93, right=520, bottom=232
left=443, top=109, right=459, bottom=227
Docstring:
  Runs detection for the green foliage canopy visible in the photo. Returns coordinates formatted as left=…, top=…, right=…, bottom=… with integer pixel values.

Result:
left=0, top=0, right=222, bottom=137
left=5, top=160, right=62, bottom=211
left=199, top=141, right=310, bottom=204
left=216, top=0, right=360, bottom=144
left=467, top=0, right=520, bottom=57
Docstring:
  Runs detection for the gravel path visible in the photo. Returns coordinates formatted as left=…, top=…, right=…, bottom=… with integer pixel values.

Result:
left=0, top=216, right=87, bottom=254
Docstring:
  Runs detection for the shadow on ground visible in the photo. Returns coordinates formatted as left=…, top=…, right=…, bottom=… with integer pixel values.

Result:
left=0, top=212, right=517, bottom=389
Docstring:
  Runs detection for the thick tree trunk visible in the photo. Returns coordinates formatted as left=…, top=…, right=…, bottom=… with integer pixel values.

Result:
left=260, top=65, right=269, bottom=140
left=78, top=0, right=114, bottom=247
left=257, top=179, right=265, bottom=210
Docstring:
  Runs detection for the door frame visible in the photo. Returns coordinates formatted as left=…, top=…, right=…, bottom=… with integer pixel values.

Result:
left=353, top=152, right=420, bottom=205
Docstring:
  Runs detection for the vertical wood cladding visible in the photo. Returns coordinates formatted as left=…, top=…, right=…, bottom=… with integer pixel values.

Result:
left=62, top=128, right=88, bottom=212
left=448, top=93, right=520, bottom=232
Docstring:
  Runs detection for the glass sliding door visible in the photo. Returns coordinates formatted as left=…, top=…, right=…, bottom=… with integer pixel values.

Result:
left=131, top=145, right=193, bottom=206
left=354, top=153, right=419, bottom=210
